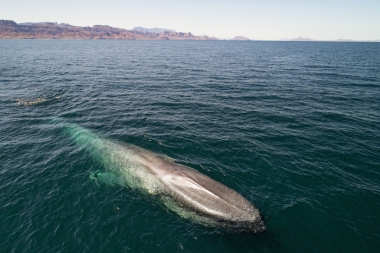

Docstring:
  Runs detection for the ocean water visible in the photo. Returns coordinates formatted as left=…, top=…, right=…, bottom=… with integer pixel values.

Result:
left=0, top=40, right=379, bottom=253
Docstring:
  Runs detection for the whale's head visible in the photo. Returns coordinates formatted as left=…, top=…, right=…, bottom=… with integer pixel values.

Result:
left=221, top=214, right=266, bottom=233
left=248, top=217, right=266, bottom=233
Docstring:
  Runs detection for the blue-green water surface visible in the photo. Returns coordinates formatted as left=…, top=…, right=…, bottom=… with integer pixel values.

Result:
left=1, top=40, right=379, bottom=252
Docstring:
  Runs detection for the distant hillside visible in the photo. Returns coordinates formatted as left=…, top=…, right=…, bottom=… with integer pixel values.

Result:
left=290, top=37, right=314, bottom=41
left=232, top=36, right=249, bottom=41
left=133, top=27, right=176, bottom=33
left=334, top=39, right=353, bottom=42
left=0, top=19, right=217, bottom=40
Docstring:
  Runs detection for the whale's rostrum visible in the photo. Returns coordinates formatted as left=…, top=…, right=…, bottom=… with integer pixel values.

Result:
left=65, top=123, right=266, bottom=233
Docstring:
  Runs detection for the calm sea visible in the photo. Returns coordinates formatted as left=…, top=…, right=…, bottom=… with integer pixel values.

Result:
left=1, top=40, right=379, bottom=253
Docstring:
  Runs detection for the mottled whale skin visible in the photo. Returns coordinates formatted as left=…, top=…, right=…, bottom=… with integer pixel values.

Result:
left=65, top=124, right=266, bottom=233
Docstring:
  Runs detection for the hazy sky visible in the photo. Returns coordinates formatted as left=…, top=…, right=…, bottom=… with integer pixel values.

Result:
left=1, top=0, right=379, bottom=40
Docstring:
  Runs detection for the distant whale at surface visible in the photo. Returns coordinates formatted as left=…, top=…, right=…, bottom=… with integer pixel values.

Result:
left=64, top=123, right=266, bottom=233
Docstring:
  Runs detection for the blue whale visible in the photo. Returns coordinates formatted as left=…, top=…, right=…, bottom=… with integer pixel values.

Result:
left=65, top=124, right=266, bottom=233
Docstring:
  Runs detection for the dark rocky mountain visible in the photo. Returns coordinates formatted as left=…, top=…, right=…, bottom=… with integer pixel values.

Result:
left=0, top=20, right=17, bottom=26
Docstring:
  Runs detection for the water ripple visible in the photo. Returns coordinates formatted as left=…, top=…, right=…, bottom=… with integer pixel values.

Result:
left=0, top=40, right=379, bottom=253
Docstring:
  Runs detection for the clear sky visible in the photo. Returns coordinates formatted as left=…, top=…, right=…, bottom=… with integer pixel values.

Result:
left=1, top=0, right=379, bottom=40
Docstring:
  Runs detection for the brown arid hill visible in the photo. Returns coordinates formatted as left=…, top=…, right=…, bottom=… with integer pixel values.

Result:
left=0, top=20, right=217, bottom=40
